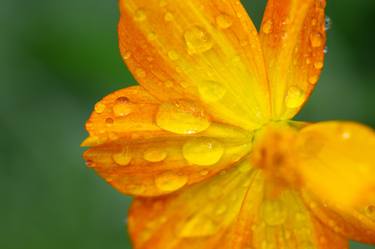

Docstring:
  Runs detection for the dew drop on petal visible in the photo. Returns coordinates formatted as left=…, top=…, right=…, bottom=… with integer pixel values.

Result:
left=314, top=61, right=324, bottom=70
left=144, top=148, right=167, bottom=162
left=155, top=172, right=187, bottom=192
left=308, top=75, right=319, bottom=85
left=94, top=102, right=106, bottom=114
left=261, top=199, right=288, bottom=226
left=134, top=8, right=146, bottom=22
left=182, top=137, right=224, bottom=166
left=198, top=80, right=226, bottom=102
left=325, top=16, right=332, bottom=31
left=184, top=26, right=213, bottom=54
left=216, top=14, right=232, bottom=29
left=156, top=101, right=210, bottom=135
left=310, top=33, right=323, bottom=48
left=112, top=150, right=132, bottom=166
left=135, top=68, right=146, bottom=78
left=147, top=32, right=157, bottom=41
left=113, top=100, right=132, bottom=117
left=285, top=86, right=306, bottom=108
left=262, top=20, right=273, bottom=34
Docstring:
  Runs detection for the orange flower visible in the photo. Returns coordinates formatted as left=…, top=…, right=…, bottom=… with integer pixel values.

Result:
left=82, top=0, right=375, bottom=248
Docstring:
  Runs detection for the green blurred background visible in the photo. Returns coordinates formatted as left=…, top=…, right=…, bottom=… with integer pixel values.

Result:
left=1, top=0, right=374, bottom=248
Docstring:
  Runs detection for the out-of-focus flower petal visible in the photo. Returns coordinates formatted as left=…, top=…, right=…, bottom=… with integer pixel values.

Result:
left=83, top=86, right=252, bottom=196
left=118, top=0, right=271, bottom=130
left=128, top=161, right=348, bottom=249
left=296, top=121, right=375, bottom=243
left=260, top=0, right=326, bottom=119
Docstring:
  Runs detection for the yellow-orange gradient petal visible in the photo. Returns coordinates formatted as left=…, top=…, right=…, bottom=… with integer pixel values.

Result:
left=118, top=0, right=271, bottom=130
left=260, top=0, right=327, bottom=120
left=128, top=160, right=347, bottom=249
left=296, top=122, right=375, bottom=243
left=82, top=86, right=252, bottom=196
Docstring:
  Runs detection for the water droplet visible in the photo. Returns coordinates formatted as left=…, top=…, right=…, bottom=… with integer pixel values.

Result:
left=135, top=68, right=146, bottom=78
left=155, top=172, right=187, bottom=191
left=113, top=100, right=132, bottom=117
left=285, top=86, right=306, bottom=108
left=311, top=18, right=318, bottom=26
left=323, top=46, right=329, bottom=54
left=216, top=14, right=232, bottom=29
left=134, top=9, right=146, bottom=22
left=198, top=80, right=226, bottom=102
left=156, top=101, right=211, bottom=135
left=123, top=51, right=131, bottom=59
left=164, top=12, right=174, bottom=22
left=261, top=199, right=288, bottom=226
left=147, top=32, right=157, bottom=41
left=365, top=205, right=375, bottom=218
left=199, top=170, right=209, bottom=176
left=184, top=26, right=213, bottom=54
left=144, top=148, right=167, bottom=162
left=182, top=137, right=224, bottom=166
left=325, top=16, right=332, bottom=31
left=314, top=61, right=324, bottom=69
left=310, top=33, right=323, bottom=48
left=308, top=75, right=319, bottom=85
left=94, top=102, right=106, bottom=114
left=262, top=20, right=273, bottom=34
left=112, top=150, right=132, bottom=166
left=105, top=117, right=114, bottom=125
left=116, top=96, right=130, bottom=103
left=168, top=50, right=179, bottom=61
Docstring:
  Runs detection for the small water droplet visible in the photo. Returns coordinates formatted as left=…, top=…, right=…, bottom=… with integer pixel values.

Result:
left=182, top=137, right=224, bottom=166
left=325, top=16, right=332, bottom=31
left=262, top=20, right=273, bottom=34
left=365, top=205, right=375, bottom=218
left=112, top=150, right=132, bottom=166
left=285, top=86, right=306, bottom=108
left=147, top=32, right=157, bottom=41
left=310, top=33, right=323, bottom=48
left=199, top=170, right=209, bottom=176
left=323, top=46, right=328, bottom=54
left=134, top=8, right=146, bottom=22
left=123, top=51, right=131, bottom=59
left=216, top=14, right=232, bottom=29
left=311, top=18, right=318, bottom=26
left=168, top=50, right=179, bottom=61
left=261, top=199, right=288, bottom=226
left=105, top=117, right=114, bottom=125
left=155, top=101, right=211, bottom=135
left=314, top=61, right=324, bottom=69
left=308, top=75, right=319, bottom=85
left=198, top=80, right=226, bottom=102
left=184, top=26, right=213, bottom=54
left=155, top=172, right=187, bottom=191
left=94, top=102, right=106, bottom=114
left=164, top=12, right=174, bottom=22
left=144, top=148, right=167, bottom=162
left=135, top=68, right=146, bottom=78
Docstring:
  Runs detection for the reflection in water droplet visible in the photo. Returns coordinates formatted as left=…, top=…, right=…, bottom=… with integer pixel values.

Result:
left=285, top=86, right=306, bottom=108
left=112, top=150, right=132, bottom=166
left=216, top=14, right=232, bottom=29
left=261, top=199, right=288, bottom=226
left=182, top=137, right=224, bottom=166
left=262, top=20, right=273, bottom=34
left=144, top=148, right=167, bottom=162
left=156, top=101, right=211, bottom=135
left=184, top=26, right=213, bottom=54
left=134, top=8, right=146, bottom=21
left=94, top=102, right=106, bottom=114
left=155, top=172, right=187, bottom=191
left=325, top=16, right=332, bottom=31
left=198, top=80, right=226, bottom=102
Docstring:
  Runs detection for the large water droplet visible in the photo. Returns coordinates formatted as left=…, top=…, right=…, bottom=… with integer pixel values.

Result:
left=261, top=199, right=288, bottom=226
left=182, top=137, right=224, bottom=166
left=184, top=26, right=213, bottom=54
left=262, top=20, right=273, bottom=34
left=216, top=14, right=232, bottom=29
left=112, top=150, right=132, bottom=166
left=155, top=171, right=187, bottom=192
left=156, top=101, right=211, bottom=135
left=144, top=148, right=167, bottom=162
left=94, top=102, right=106, bottom=114
left=285, top=86, right=306, bottom=108
left=198, top=80, right=226, bottom=102
left=113, top=97, right=132, bottom=117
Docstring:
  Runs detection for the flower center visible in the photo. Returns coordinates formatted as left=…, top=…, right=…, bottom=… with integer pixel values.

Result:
left=250, top=123, right=302, bottom=193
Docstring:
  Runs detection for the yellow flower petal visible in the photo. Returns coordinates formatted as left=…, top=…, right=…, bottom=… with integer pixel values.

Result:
left=296, top=121, right=375, bottom=243
left=118, top=0, right=271, bottom=130
left=83, top=86, right=252, bottom=196
left=260, top=0, right=327, bottom=120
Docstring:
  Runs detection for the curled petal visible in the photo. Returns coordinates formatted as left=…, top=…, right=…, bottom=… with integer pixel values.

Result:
left=83, top=87, right=252, bottom=196
left=118, top=0, right=271, bottom=130
left=260, top=0, right=327, bottom=119
left=296, top=121, right=375, bottom=243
